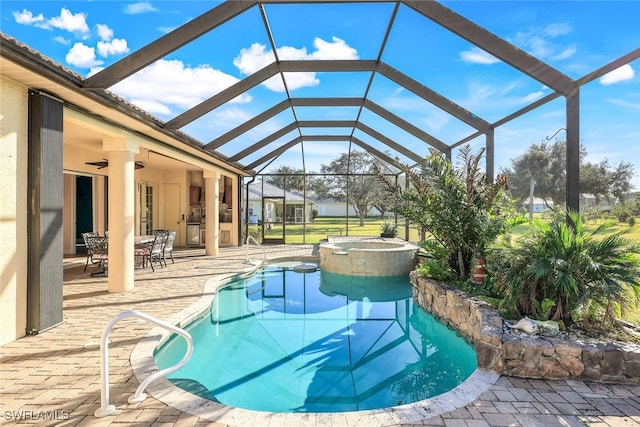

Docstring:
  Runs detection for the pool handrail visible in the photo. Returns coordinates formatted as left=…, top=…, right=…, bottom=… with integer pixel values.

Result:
left=94, top=310, right=193, bottom=417
left=245, top=235, right=266, bottom=263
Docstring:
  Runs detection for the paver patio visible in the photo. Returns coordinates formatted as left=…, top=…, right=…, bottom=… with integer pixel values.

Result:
left=1, top=245, right=638, bottom=426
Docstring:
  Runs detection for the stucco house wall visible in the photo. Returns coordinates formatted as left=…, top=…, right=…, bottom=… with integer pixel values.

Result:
left=313, top=199, right=384, bottom=217
left=0, top=77, right=29, bottom=346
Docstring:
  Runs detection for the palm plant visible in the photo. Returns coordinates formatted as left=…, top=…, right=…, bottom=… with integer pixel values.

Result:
left=376, top=145, right=517, bottom=281
left=488, top=211, right=640, bottom=326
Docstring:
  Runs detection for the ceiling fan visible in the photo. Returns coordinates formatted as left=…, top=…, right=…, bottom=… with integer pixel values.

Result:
left=86, top=159, right=145, bottom=169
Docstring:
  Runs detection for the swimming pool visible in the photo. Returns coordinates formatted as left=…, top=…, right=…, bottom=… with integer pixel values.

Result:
left=154, top=262, right=477, bottom=413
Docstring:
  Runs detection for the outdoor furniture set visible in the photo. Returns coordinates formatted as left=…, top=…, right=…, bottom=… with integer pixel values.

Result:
left=81, top=230, right=176, bottom=276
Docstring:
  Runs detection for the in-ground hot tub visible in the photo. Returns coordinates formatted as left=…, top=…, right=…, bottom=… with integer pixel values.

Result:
left=319, top=238, right=417, bottom=276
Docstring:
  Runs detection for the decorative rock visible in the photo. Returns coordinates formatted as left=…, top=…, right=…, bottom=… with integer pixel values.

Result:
left=542, top=345, right=556, bottom=356
left=502, top=338, right=523, bottom=360
left=536, top=320, right=560, bottom=336
left=410, top=275, right=640, bottom=384
left=624, top=361, right=640, bottom=378
left=508, top=317, right=538, bottom=334
left=557, top=354, right=585, bottom=377
left=540, top=356, right=570, bottom=378
left=507, top=318, right=560, bottom=336
left=581, top=367, right=602, bottom=381
left=522, top=339, right=547, bottom=370
left=623, top=346, right=640, bottom=362
left=601, top=374, right=626, bottom=383
left=582, top=346, right=603, bottom=370
left=553, top=340, right=583, bottom=357
left=487, top=313, right=504, bottom=329
left=475, top=341, right=501, bottom=370
left=600, top=345, right=623, bottom=376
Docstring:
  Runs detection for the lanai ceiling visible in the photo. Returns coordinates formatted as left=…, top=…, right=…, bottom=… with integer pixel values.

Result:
left=81, top=0, right=639, bottom=180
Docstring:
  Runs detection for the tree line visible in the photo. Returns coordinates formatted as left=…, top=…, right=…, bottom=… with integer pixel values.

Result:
left=264, top=141, right=636, bottom=223
left=502, top=139, right=635, bottom=209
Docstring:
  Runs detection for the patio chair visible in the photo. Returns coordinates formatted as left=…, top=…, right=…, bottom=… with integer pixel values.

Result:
left=149, top=232, right=168, bottom=271
left=134, top=237, right=152, bottom=269
left=85, top=235, right=108, bottom=276
left=135, top=233, right=167, bottom=272
left=82, top=231, right=99, bottom=271
left=162, top=231, right=176, bottom=267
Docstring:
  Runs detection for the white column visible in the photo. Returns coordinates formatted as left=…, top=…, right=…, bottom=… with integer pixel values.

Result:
left=230, top=175, right=239, bottom=246
left=204, top=170, right=219, bottom=256
left=95, top=175, right=107, bottom=235
left=104, top=137, right=139, bottom=293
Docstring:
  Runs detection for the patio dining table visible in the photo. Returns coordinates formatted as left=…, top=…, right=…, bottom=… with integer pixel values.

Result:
left=88, top=235, right=158, bottom=276
left=135, top=235, right=156, bottom=245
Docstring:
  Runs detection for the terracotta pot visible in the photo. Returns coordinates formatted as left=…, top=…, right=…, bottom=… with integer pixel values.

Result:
left=472, top=257, right=486, bottom=284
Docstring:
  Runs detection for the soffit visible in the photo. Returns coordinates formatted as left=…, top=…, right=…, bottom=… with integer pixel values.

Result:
left=0, top=48, right=250, bottom=177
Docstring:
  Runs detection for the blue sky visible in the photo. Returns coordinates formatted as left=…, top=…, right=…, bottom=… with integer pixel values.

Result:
left=2, top=1, right=639, bottom=188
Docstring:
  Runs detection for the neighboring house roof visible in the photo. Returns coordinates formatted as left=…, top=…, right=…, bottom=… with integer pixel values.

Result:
left=311, top=197, right=344, bottom=204
left=248, top=182, right=313, bottom=203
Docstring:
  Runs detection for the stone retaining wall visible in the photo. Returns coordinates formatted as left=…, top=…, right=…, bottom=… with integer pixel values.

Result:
left=410, top=273, right=640, bottom=384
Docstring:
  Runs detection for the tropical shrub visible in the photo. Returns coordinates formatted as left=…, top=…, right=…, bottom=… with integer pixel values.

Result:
left=487, top=211, right=640, bottom=326
left=380, top=221, right=398, bottom=237
left=376, top=145, right=520, bottom=281
left=241, top=225, right=262, bottom=244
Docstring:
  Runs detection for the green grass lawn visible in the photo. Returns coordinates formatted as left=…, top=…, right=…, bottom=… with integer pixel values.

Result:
left=259, top=214, right=639, bottom=247
left=262, top=217, right=422, bottom=244
left=509, top=216, right=640, bottom=241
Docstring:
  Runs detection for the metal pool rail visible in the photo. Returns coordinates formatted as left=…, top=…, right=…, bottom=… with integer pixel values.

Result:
left=94, top=310, right=193, bottom=417
left=245, top=235, right=266, bottom=263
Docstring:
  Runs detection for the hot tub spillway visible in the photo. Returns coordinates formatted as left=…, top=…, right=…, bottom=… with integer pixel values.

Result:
left=318, top=238, right=417, bottom=276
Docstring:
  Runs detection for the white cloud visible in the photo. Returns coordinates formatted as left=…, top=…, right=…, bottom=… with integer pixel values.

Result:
left=49, top=8, right=90, bottom=36
left=309, top=37, right=358, bottom=60
left=233, top=43, right=276, bottom=75
left=421, top=110, right=452, bottom=132
left=53, top=36, right=70, bottom=45
left=542, top=22, right=572, bottom=38
left=87, top=67, right=104, bottom=77
left=600, top=64, right=634, bottom=86
left=97, top=39, right=129, bottom=57
left=131, top=99, right=173, bottom=116
left=605, top=98, right=640, bottom=112
left=110, top=59, right=251, bottom=116
left=158, top=26, right=177, bottom=34
left=460, top=47, right=500, bottom=65
left=96, top=24, right=114, bottom=42
left=464, top=83, right=496, bottom=107
left=520, top=91, right=545, bottom=104
left=458, top=81, right=519, bottom=110
left=550, top=45, right=576, bottom=61
left=13, top=9, right=49, bottom=29
left=66, top=43, right=103, bottom=68
left=212, top=107, right=254, bottom=125
left=511, top=22, right=575, bottom=61
left=233, top=37, right=358, bottom=92
left=392, top=87, right=405, bottom=96
left=124, top=2, right=157, bottom=15
left=95, top=24, right=129, bottom=57
left=280, top=72, right=320, bottom=92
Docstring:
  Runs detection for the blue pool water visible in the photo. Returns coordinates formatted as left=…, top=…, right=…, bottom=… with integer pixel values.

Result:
left=154, top=263, right=477, bottom=413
